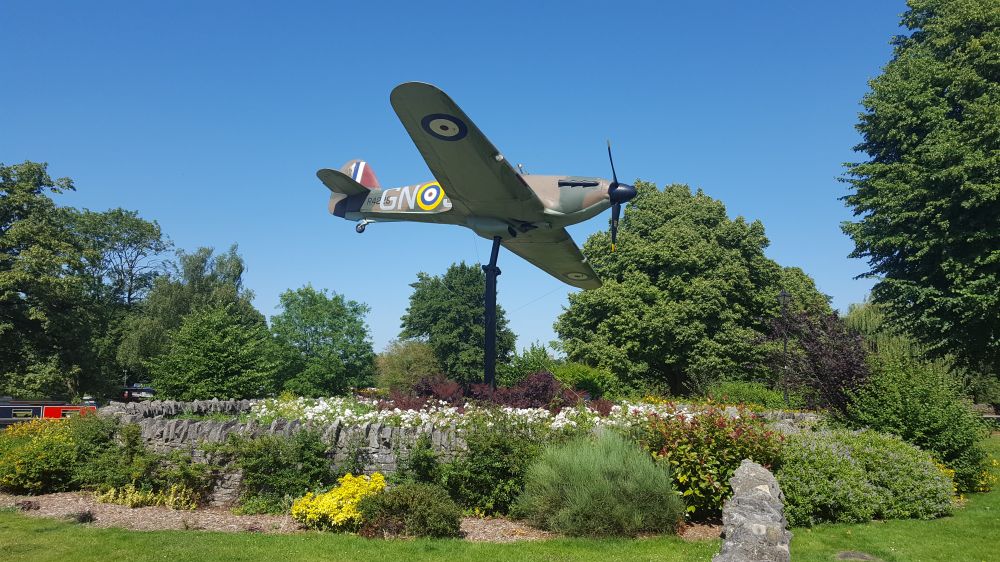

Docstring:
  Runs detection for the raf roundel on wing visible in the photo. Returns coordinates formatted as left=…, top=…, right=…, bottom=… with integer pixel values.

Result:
left=421, top=113, right=468, bottom=141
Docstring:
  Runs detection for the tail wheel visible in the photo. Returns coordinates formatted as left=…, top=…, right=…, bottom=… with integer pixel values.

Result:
left=356, top=223, right=366, bottom=234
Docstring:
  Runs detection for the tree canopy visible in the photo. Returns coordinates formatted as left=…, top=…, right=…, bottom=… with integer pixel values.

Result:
left=1, top=162, right=171, bottom=398
left=842, top=0, right=1000, bottom=374
left=148, top=303, right=283, bottom=400
left=116, top=245, right=256, bottom=382
left=555, top=182, right=830, bottom=394
left=400, top=262, right=515, bottom=383
left=271, top=284, right=376, bottom=396
left=376, top=339, right=442, bottom=391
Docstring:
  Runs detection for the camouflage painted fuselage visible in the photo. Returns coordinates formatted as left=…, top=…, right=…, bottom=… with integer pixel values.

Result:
left=330, top=172, right=612, bottom=240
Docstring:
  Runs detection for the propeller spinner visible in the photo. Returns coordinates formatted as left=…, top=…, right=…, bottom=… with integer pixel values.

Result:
left=607, top=141, right=637, bottom=251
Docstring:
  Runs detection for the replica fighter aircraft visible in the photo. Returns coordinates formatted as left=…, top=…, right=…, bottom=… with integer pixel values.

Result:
left=317, top=82, right=638, bottom=290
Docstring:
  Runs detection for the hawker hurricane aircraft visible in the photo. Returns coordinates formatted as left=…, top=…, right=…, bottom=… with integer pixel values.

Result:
left=317, top=81, right=637, bottom=290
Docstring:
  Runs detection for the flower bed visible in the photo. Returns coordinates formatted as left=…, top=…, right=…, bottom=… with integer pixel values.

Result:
left=249, top=395, right=696, bottom=433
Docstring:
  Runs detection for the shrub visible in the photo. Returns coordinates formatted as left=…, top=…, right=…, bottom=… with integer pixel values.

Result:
left=376, top=339, right=443, bottom=392
left=358, top=482, right=462, bottom=538
left=496, top=342, right=557, bottom=387
left=552, top=362, right=621, bottom=399
left=849, top=431, right=954, bottom=520
left=513, top=432, right=684, bottom=537
left=776, top=432, right=878, bottom=526
left=95, top=484, right=200, bottom=510
left=291, top=473, right=386, bottom=531
left=777, top=430, right=953, bottom=527
left=72, top=421, right=162, bottom=491
left=705, top=381, right=793, bottom=409
left=393, top=433, right=440, bottom=485
left=214, top=429, right=335, bottom=514
left=766, top=312, right=869, bottom=413
left=642, top=405, right=783, bottom=518
left=0, top=419, right=77, bottom=494
left=0, top=415, right=211, bottom=501
left=438, top=417, right=544, bottom=515
left=842, top=356, right=990, bottom=492
left=412, top=375, right=465, bottom=405
left=406, top=371, right=588, bottom=411
left=472, top=372, right=585, bottom=410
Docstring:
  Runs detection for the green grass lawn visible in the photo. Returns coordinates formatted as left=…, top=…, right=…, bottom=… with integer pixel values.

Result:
left=0, top=514, right=718, bottom=562
left=3, top=435, right=997, bottom=562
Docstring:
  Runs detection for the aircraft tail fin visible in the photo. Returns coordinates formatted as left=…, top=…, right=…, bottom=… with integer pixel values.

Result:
left=316, top=159, right=380, bottom=218
left=341, top=159, right=381, bottom=189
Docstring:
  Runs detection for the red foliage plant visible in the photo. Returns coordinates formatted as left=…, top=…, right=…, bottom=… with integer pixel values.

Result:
left=412, top=376, right=465, bottom=405
left=641, top=405, right=784, bottom=519
left=588, top=398, right=615, bottom=417
left=472, top=372, right=585, bottom=411
left=381, top=391, right=428, bottom=411
left=407, top=372, right=586, bottom=411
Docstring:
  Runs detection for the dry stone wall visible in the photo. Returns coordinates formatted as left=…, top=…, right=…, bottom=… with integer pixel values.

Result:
left=101, top=398, right=255, bottom=419
left=99, top=400, right=464, bottom=507
left=100, top=399, right=812, bottom=511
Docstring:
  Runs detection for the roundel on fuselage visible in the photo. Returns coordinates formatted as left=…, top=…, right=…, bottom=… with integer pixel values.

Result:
left=417, top=182, right=446, bottom=210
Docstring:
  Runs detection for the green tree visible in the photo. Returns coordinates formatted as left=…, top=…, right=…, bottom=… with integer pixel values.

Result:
left=116, top=245, right=256, bottom=382
left=841, top=0, right=1000, bottom=375
left=555, top=182, right=830, bottom=394
left=69, top=208, right=171, bottom=395
left=1, top=162, right=174, bottom=399
left=400, top=262, right=515, bottom=383
left=71, top=208, right=171, bottom=306
left=846, top=300, right=1000, bottom=406
left=376, top=339, right=442, bottom=391
left=148, top=303, right=283, bottom=400
left=270, top=284, right=376, bottom=396
left=0, top=162, right=90, bottom=398
left=496, top=342, right=557, bottom=387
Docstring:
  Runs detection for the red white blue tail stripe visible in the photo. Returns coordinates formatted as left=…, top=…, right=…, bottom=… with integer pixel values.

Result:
left=349, top=160, right=381, bottom=189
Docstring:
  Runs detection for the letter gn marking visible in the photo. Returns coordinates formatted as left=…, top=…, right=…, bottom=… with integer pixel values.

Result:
left=417, top=182, right=445, bottom=211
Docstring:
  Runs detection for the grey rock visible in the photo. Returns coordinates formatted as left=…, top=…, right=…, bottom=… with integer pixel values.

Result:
left=713, top=460, right=792, bottom=562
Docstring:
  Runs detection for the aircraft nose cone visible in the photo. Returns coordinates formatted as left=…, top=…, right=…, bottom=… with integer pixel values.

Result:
left=610, top=182, right=637, bottom=205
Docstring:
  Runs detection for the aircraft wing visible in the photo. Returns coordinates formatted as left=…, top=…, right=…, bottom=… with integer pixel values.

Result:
left=390, top=82, right=545, bottom=216
left=502, top=228, right=602, bottom=290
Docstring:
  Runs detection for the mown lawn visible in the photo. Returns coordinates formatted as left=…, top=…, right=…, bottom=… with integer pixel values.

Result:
left=0, top=514, right=718, bottom=562
left=4, top=435, right=997, bottom=562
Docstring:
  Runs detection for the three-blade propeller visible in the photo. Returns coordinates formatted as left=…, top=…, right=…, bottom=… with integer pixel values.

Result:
left=607, top=141, right=637, bottom=251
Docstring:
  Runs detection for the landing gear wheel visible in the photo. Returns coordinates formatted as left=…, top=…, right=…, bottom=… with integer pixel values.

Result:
left=355, top=223, right=366, bottom=234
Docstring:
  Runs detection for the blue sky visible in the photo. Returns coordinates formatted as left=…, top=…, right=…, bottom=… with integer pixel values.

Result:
left=2, top=1, right=906, bottom=353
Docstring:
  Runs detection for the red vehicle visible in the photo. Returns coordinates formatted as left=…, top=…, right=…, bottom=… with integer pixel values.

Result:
left=0, top=398, right=97, bottom=427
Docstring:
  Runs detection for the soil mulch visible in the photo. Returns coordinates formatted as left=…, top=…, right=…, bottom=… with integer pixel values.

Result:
left=679, top=520, right=723, bottom=541
left=460, top=516, right=555, bottom=542
left=1, top=492, right=720, bottom=542
left=0, top=491, right=298, bottom=533
left=0, top=492, right=554, bottom=541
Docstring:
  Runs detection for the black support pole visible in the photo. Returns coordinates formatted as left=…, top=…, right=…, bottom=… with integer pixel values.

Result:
left=483, top=236, right=502, bottom=389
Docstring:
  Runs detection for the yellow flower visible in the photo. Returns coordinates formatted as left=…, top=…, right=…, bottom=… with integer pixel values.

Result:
left=291, top=472, right=386, bottom=531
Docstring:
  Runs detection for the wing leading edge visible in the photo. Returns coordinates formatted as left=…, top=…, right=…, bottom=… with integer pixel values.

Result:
left=501, top=228, right=601, bottom=290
